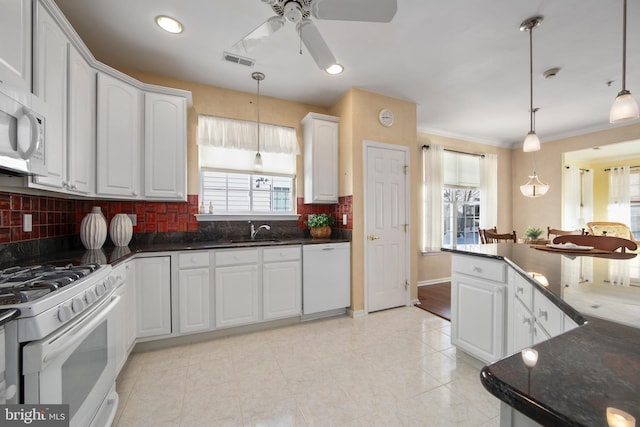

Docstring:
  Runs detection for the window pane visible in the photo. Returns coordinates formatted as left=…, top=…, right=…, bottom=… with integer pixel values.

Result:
left=443, top=187, right=480, bottom=245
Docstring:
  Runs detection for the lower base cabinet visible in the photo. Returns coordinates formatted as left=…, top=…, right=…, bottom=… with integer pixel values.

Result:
left=263, top=261, right=301, bottom=320
left=178, top=267, right=210, bottom=333
left=135, top=256, right=171, bottom=338
left=214, top=264, right=259, bottom=328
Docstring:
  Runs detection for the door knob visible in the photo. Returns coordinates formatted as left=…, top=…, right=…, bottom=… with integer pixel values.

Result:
left=368, top=235, right=380, bottom=241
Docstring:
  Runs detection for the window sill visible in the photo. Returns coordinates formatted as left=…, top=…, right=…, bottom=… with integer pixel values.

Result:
left=195, top=213, right=300, bottom=222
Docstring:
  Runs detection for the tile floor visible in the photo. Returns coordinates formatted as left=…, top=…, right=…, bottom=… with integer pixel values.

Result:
left=114, top=306, right=500, bottom=426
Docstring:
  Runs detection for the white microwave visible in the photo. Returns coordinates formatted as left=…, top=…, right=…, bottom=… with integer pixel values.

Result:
left=0, top=85, right=46, bottom=176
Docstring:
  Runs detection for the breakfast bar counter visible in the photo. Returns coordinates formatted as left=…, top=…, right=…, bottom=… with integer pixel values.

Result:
left=442, top=243, right=640, bottom=426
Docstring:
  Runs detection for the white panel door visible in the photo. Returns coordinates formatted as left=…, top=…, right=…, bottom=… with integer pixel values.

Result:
left=365, top=144, right=408, bottom=312
left=215, top=265, right=259, bottom=328
left=96, top=72, right=141, bottom=197
left=178, top=268, right=210, bottom=333
left=33, top=4, right=68, bottom=188
left=67, top=47, right=95, bottom=194
left=263, top=261, right=301, bottom=320
left=144, top=92, right=186, bottom=200
left=0, top=0, right=31, bottom=92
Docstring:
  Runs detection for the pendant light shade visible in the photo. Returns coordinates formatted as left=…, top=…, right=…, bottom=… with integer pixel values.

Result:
left=520, top=172, right=549, bottom=198
left=252, top=71, right=265, bottom=169
left=610, top=0, right=639, bottom=123
left=520, top=16, right=543, bottom=152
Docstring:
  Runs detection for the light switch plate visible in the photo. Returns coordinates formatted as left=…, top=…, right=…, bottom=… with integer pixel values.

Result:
left=23, top=214, right=32, bottom=232
left=127, top=214, right=137, bottom=226
left=343, top=214, right=347, bottom=225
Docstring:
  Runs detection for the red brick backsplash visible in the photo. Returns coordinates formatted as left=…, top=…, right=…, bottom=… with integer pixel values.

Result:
left=0, top=191, right=200, bottom=244
left=296, top=195, right=352, bottom=230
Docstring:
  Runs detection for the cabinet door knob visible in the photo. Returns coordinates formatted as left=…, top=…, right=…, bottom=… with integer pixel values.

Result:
left=517, top=286, right=523, bottom=294
left=538, top=309, right=548, bottom=320
left=472, top=266, right=482, bottom=273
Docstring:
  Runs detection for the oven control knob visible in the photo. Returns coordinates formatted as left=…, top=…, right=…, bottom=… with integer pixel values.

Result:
left=84, top=289, right=97, bottom=304
left=71, top=297, right=85, bottom=313
left=57, top=305, right=73, bottom=322
left=95, top=282, right=106, bottom=296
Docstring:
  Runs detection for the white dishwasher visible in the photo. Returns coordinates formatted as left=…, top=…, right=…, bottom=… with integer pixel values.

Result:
left=302, top=242, right=351, bottom=318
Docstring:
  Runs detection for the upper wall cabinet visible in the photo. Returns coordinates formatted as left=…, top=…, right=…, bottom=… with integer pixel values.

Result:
left=0, top=0, right=32, bottom=93
left=96, top=72, right=142, bottom=198
left=144, top=93, right=187, bottom=201
left=302, top=112, right=339, bottom=204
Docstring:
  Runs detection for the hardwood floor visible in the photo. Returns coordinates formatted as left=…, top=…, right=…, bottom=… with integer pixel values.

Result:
left=415, top=282, right=451, bottom=321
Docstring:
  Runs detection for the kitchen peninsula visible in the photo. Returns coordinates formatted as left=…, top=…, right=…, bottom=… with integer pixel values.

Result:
left=442, top=243, right=640, bottom=427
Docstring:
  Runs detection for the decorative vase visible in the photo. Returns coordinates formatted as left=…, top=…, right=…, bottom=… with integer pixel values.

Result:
left=109, top=213, right=133, bottom=246
left=310, top=226, right=332, bottom=239
left=80, top=206, right=107, bottom=250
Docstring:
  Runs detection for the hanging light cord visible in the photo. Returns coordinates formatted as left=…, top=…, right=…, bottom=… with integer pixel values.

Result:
left=621, top=0, right=628, bottom=94
left=257, top=76, right=261, bottom=153
left=528, top=24, right=534, bottom=133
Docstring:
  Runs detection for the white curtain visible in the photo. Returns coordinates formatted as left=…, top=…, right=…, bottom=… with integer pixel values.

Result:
left=197, top=115, right=299, bottom=174
left=609, top=259, right=630, bottom=287
left=198, top=115, right=299, bottom=154
left=608, top=166, right=631, bottom=224
left=563, top=166, right=581, bottom=230
left=479, top=153, right=498, bottom=229
left=581, top=170, right=594, bottom=228
left=423, top=145, right=444, bottom=251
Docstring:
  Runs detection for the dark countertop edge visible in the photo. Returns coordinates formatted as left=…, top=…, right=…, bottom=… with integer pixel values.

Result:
left=0, top=308, right=20, bottom=326
left=479, top=365, right=582, bottom=427
left=441, top=246, right=587, bottom=327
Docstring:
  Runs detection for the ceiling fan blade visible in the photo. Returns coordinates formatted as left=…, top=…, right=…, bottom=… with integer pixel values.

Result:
left=232, top=16, right=286, bottom=55
left=311, top=0, right=397, bottom=22
left=296, top=19, right=337, bottom=70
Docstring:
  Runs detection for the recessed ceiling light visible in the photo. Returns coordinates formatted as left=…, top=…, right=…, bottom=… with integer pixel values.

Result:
left=325, top=64, right=344, bottom=75
left=156, top=15, right=183, bottom=34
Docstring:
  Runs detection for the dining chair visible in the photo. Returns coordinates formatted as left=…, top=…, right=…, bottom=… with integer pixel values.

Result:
left=553, top=234, right=638, bottom=253
left=547, top=227, right=584, bottom=240
left=478, top=227, right=495, bottom=244
left=482, top=228, right=517, bottom=243
left=586, top=222, right=636, bottom=241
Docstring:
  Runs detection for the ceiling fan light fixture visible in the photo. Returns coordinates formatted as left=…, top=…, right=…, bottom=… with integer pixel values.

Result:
left=155, top=15, right=183, bottom=34
left=325, top=63, right=344, bottom=75
left=610, top=90, right=640, bottom=123
left=284, top=1, right=303, bottom=23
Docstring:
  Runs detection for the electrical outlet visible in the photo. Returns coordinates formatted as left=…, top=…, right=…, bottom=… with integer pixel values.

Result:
left=127, top=214, right=137, bottom=226
left=342, top=214, right=347, bottom=225
left=23, top=214, right=32, bottom=232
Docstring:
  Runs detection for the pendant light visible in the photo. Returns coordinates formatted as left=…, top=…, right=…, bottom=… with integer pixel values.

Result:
left=520, top=16, right=543, bottom=152
left=520, top=108, right=549, bottom=197
left=610, top=0, right=639, bottom=123
left=252, top=72, right=265, bottom=169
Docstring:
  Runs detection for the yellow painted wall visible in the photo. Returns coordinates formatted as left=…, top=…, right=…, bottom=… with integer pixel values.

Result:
left=415, top=133, right=513, bottom=283
left=117, top=68, right=330, bottom=196
left=511, top=123, right=640, bottom=238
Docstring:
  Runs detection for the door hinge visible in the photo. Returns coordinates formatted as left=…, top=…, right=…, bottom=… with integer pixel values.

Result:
left=403, top=165, right=408, bottom=175
left=404, top=224, right=408, bottom=232
left=405, top=280, right=410, bottom=290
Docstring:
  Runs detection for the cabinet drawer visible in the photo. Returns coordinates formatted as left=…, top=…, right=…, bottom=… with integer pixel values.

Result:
left=215, top=249, right=259, bottom=266
left=534, top=291, right=564, bottom=337
left=513, top=274, right=533, bottom=311
left=179, top=251, right=210, bottom=269
left=452, top=255, right=506, bottom=283
left=263, top=246, right=301, bottom=262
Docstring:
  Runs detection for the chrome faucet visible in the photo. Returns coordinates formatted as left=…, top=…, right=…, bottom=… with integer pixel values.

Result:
left=249, top=221, right=271, bottom=240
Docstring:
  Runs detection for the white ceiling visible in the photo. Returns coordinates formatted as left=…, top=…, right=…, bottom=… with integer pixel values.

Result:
left=53, top=0, right=640, bottom=148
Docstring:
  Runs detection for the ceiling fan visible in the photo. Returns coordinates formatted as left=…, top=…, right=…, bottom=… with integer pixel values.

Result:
left=232, top=0, right=398, bottom=72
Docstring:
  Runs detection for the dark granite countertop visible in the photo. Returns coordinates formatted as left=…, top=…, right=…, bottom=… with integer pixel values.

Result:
left=443, top=243, right=640, bottom=426
left=0, top=237, right=350, bottom=269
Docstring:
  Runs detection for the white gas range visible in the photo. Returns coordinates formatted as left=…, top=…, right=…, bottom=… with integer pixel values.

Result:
left=0, top=262, right=120, bottom=427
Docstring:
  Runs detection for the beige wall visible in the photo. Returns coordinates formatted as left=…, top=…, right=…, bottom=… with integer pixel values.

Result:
left=329, top=88, right=418, bottom=311
left=415, top=133, right=513, bottom=284
left=118, top=68, right=330, bottom=196
left=511, top=123, right=640, bottom=237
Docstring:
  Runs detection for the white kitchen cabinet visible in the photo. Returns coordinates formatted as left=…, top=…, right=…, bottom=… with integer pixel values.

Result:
left=302, top=112, right=339, bottom=204
left=96, top=72, right=142, bottom=198
left=0, top=0, right=31, bottom=92
left=215, top=249, right=259, bottom=328
left=451, top=254, right=506, bottom=363
left=177, top=251, right=211, bottom=334
left=114, top=261, right=135, bottom=374
left=135, top=256, right=171, bottom=338
left=65, top=47, right=95, bottom=194
left=262, top=246, right=301, bottom=320
left=144, top=92, right=186, bottom=201
left=32, top=2, right=68, bottom=189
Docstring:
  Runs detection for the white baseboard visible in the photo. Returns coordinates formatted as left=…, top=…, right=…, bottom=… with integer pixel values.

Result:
left=348, top=309, right=366, bottom=318
left=409, top=299, right=420, bottom=305
left=418, top=277, right=451, bottom=287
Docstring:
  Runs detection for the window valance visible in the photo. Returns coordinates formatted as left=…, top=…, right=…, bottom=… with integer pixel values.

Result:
left=197, top=115, right=300, bottom=155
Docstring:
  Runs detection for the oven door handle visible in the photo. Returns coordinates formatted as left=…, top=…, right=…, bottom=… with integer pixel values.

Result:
left=38, top=295, right=120, bottom=370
